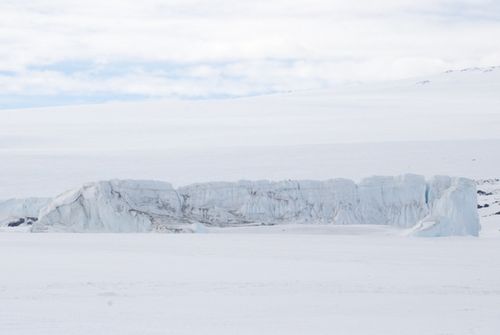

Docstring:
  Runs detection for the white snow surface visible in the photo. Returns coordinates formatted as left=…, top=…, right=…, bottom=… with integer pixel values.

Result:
left=31, top=175, right=479, bottom=236
left=1, top=233, right=499, bottom=335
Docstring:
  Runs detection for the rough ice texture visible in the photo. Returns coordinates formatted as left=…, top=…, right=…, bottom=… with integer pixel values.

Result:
left=411, top=177, right=480, bottom=236
left=30, top=174, right=479, bottom=236
left=34, top=180, right=184, bottom=233
left=0, top=197, right=51, bottom=226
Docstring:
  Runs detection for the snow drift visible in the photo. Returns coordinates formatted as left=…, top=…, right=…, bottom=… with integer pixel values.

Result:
left=30, top=175, right=480, bottom=236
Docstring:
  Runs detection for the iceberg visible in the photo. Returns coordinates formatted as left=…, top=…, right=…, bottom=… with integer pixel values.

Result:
left=33, top=180, right=183, bottom=232
left=30, top=174, right=480, bottom=236
left=410, top=177, right=480, bottom=236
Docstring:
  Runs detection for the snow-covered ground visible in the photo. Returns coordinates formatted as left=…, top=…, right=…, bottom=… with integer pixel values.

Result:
left=1, top=233, right=499, bottom=335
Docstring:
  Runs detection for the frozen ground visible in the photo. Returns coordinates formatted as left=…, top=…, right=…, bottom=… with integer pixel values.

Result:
left=1, top=232, right=499, bottom=335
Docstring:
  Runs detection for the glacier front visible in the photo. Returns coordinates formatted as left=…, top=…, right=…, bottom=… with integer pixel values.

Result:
left=0, top=197, right=51, bottom=228
left=30, top=175, right=480, bottom=236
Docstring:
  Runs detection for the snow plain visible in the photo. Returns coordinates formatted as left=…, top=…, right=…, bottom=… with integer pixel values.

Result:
left=1, top=67, right=500, bottom=334
left=1, top=233, right=499, bottom=335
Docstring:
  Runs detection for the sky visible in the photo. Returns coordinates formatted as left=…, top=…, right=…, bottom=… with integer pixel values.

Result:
left=0, top=0, right=499, bottom=108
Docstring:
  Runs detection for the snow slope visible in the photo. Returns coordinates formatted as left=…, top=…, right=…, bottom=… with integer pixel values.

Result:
left=30, top=175, right=479, bottom=236
left=1, top=67, right=500, bottom=199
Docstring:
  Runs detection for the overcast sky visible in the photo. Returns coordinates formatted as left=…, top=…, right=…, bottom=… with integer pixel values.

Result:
left=0, top=0, right=499, bottom=108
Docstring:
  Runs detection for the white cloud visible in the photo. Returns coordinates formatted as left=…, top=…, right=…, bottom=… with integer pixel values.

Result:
left=0, top=0, right=499, bottom=104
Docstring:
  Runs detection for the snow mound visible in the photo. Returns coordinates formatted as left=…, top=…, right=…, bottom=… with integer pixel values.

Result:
left=32, top=175, right=480, bottom=236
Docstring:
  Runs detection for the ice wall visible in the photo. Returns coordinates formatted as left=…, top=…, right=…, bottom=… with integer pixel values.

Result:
left=30, top=175, right=480, bottom=235
left=33, top=180, right=183, bottom=232
left=411, top=177, right=480, bottom=236
left=0, top=197, right=51, bottom=226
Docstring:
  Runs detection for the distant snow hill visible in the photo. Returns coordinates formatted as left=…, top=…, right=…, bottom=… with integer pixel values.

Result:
left=0, top=175, right=480, bottom=237
left=1, top=66, right=500, bottom=199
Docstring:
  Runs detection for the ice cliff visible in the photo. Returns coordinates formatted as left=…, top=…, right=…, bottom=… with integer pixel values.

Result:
left=410, top=177, right=480, bottom=236
left=0, top=197, right=51, bottom=227
left=29, top=175, right=480, bottom=236
left=33, top=180, right=185, bottom=233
